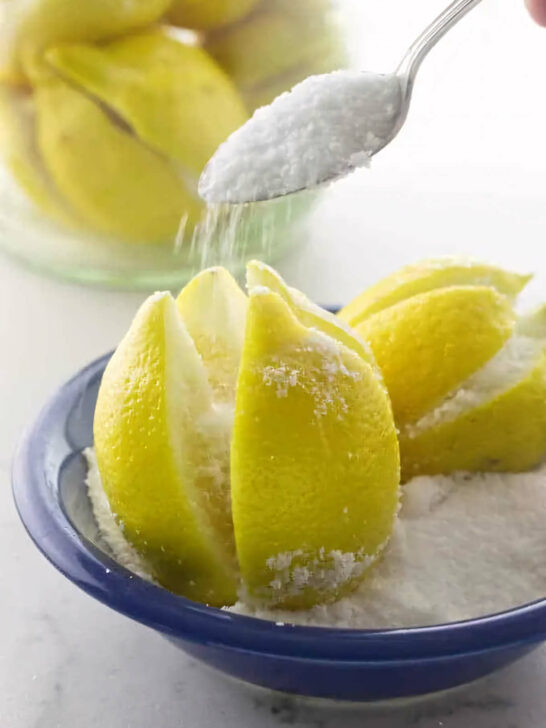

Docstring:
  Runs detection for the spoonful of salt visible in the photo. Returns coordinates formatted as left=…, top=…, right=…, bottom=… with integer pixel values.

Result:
left=199, top=0, right=484, bottom=205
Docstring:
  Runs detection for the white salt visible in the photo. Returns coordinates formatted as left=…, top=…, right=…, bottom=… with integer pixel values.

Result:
left=231, top=464, right=546, bottom=627
left=86, top=447, right=546, bottom=629
left=85, top=448, right=154, bottom=583
left=199, top=70, right=402, bottom=204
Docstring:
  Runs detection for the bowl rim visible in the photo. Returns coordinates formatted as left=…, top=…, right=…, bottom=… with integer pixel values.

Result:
left=12, top=351, right=546, bottom=663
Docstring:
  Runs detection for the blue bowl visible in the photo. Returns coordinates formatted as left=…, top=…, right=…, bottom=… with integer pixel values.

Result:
left=12, top=352, right=546, bottom=702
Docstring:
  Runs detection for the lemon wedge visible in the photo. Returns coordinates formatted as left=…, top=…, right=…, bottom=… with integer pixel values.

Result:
left=400, top=306, right=546, bottom=479
left=338, top=257, right=531, bottom=328
left=246, top=260, right=376, bottom=365
left=33, top=73, right=201, bottom=242
left=0, top=85, right=81, bottom=228
left=231, top=283, right=400, bottom=609
left=176, top=267, right=247, bottom=402
left=0, top=0, right=171, bottom=84
left=94, top=291, right=237, bottom=605
left=45, top=30, right=248, bottom=175
left=355, top=285, right=516, bottom=426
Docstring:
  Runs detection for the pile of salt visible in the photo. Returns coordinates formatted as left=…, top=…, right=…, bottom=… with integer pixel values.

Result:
left=199, top=70, right=402, bottom=204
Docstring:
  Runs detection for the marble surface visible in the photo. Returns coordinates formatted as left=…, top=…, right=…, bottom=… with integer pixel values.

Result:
left=3, top=0, right=546, bottom=725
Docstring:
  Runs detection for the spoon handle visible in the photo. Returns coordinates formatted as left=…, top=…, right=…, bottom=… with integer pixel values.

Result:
left=397, top=0, right=484, bottom=86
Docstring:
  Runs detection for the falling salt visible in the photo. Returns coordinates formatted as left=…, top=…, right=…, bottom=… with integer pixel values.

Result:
left=183, top=195, right=302, bottom=275
left=199, top=70, right=402, bottom=204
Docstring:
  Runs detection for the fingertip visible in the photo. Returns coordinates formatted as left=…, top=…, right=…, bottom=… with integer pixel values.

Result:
left=526, top=0, right=546, bottom=26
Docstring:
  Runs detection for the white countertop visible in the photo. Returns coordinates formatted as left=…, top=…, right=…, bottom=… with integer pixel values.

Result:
left=2, top=0, right=546, bottom=725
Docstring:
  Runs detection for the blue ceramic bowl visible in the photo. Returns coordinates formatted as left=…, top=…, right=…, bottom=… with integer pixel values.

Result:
left=12, top=352, right=546, bottom=702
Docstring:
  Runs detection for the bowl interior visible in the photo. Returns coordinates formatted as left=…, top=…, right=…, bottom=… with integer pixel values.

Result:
left=58, top=364, right=114, bottom=557
left=13, top=350, right=546, bottom=669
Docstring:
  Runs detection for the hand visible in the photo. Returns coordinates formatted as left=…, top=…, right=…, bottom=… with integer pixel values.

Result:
left=526, top=0, right=546, bottom=25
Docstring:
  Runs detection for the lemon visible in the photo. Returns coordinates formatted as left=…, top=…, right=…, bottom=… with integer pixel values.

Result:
left=94, top=291, right=238, bottom=605
left=340, top=258, right=543, bottom=479
left=400, top=306, right=546, bottom=479
left=204, top=0, right=346, bottom=111
left=176, top=267, right=248, bottom=402
left=46, top=30, right=248, bottom=175
left=231, top=283, right=400, bottom=609
left=168, top=0, right=258, bottom=30
left=34, top=72, right=201, bottom=242
left=339, top=257, right=531, bottom=328
left=1, top=30, right=248, bottom=242
left=0, top=0, right=171, bottom=85
left=355, top=285, right=516, bottom=426
left=0, top=84, right=81, bottom=228
left=246, top=260, right=376, bottom=365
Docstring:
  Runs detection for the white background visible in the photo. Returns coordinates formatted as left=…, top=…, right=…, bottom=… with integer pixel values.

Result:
left=2, top=1, right=546, bottom=726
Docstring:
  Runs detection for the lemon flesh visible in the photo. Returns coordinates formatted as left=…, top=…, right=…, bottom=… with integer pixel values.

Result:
left=0, top=0, right=171, bottom=84
left=246, top=260, right=376, bottom=366
left=34, top=74, right=202, bottom=242
left=176, top=267, right=247, bottom=402
left=168, top=0, right=258, bottom=31
left=46, top=31, right=248, bottom=175
left=231, top=288, right=400, bottom=609
left=400, top=308, right=546, bottom=480
left=94, top=292, right=237, bottom=605
left=339, top=257, right=531, bottom=328
left=355, top=286, right=515, bottom=427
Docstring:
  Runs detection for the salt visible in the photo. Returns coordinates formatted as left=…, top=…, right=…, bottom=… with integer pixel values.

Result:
left=231, top=465, right=546, bottom=628
left=86, top=447, right=546, bottom=629
left=199, top=70, right=402, bottom=204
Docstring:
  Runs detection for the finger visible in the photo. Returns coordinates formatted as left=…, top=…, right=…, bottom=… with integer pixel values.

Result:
left=526, top=0, right=546, bottom=26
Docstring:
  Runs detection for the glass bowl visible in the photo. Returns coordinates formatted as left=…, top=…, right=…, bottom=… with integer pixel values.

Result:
left=0, top=0, right=350, bottom=289
left=12, top=350, right=546, bottom=702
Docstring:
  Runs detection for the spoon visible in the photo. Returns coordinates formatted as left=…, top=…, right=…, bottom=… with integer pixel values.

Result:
left=199, top=0, right=484, bottom=205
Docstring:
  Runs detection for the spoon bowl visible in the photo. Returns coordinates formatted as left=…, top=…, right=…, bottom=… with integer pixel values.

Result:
left=199, top=0, right=484, bottom=205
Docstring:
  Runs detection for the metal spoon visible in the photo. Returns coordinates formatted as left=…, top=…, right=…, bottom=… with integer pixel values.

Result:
left=199, top=0, right=484, bottom=205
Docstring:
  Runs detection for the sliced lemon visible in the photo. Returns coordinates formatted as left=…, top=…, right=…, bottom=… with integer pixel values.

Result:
left=400, top=306, right=546, bottom=480
left=246, top=260, right=377, bottom=366
left=339, top=257, right=531, bottom=328
left=94, top=291, right=237, bottom=605
left=231, top=287, right=400, bottom=609
left=0, top=0, right=171, bottom=84
left=45, top=31, right=248, bottom=175
left=176, top=267, right=247, bottom=402
left=355, top=285, right=516, bottom=426
left=34, top=73, right=202, bottom=242
left=0, top=84, right=81, bottom=228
